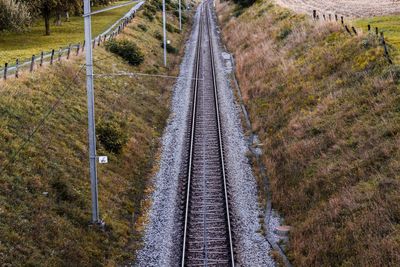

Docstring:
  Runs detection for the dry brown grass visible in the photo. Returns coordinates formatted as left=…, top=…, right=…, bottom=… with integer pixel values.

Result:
left=217, top=0, right=400, bottom=266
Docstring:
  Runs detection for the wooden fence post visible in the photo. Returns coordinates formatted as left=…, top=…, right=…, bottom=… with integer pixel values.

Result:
left=82, top=40, right=86, bottom=52
left=58, top=48, right=62, bottom=62
left=30, top=55, right=35, bottom=72
left=3, top=63, right=7, bottom=80
left=323, top=14, right=326, bottom=20
left=77, top=43, right=81, bottom=55
left=341, top=16, right=344, bottom=24
left=67, top=44, right=71, bottom=59
left=344, top=25, right=352, bottom=35
left=380, top=33, right=393, bottom=64
left=368, top=25, right=371, bottom=31
left=40, top=51, right=44, bottom=67
left=15, top=59, right=19, bottom=78
left=329, top=14, right=331, bottom=21
left=335, top=14, right=338, bottom=21
left=50, top=49, right=55, bottom=65
left=375, top=27, right=379, bottom=36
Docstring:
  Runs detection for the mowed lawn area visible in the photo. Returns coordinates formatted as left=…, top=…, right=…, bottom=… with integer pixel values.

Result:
left=0, top=1, right=136, bottom=64
left=355, top=15, right=400, bottom=63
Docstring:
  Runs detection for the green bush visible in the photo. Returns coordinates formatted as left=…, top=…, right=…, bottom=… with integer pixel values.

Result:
left=96, top=121, right=128, bottom=154
left=165, top=0, right=178, bottom=11
left=145, top=4, right=157, bottom=14
left=138, top=24, right=148, bottom=32
left=277, top=26, right=292, bottom=41
left=51, top=178, right=77, bottom=202
left=232, top=0, right=256, bottom=7
left=161, top=42, right=178, bottom=54
left=151, top=0, right=163, bottom=11
left=105, top=39, right=144, bottom=66
left=166, top=23, right=179, bottom=33
left=154, top=31, right=163, bottom=41
left=172, top=11, right=188, bottom=24
left=143, top=9, right=154, bottom=21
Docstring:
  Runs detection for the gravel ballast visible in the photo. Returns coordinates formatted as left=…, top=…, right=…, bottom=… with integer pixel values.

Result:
left=135, top=8, right=201, bottom=267
left=136, top=3, right=275, bottom=266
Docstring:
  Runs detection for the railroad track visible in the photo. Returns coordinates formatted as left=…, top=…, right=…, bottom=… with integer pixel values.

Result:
left=180, top=1, right=235, bottom=266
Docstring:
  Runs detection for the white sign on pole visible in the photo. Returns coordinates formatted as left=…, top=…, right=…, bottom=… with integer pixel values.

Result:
left=98, top=156, right=108, bottom=164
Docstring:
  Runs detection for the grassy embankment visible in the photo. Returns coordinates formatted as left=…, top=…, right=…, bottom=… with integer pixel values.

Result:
left=0, top=0, right=191, bottom=265
left=355, top=16, right=400, bottom=63
left=217, top=0, right=400, bottom=266
left=0, top=1, right=135, bottom=64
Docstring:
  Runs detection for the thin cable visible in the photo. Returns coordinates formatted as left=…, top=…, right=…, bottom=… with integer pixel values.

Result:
left=83, top=0, right=139, bottom=17
left=94, top=72, right=203, bottom=80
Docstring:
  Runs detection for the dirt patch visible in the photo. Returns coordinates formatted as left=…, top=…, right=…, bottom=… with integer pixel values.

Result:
left=274, top=0, right=400, bottom=17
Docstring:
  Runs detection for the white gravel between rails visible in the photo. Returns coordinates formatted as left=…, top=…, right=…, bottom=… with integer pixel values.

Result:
left=135, top=8, right=201, bottom=267
left=208, top=4, right=275, bottom=267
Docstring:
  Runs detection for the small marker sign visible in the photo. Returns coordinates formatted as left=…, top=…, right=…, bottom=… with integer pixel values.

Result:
left=98, top=156, right=108, bottom=164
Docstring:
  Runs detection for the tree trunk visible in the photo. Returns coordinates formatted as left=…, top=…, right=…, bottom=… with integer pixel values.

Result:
left=66, top=12, right=70, bottom=22
left=54, top=13, right=62, bottom=26
left=44, top=13, right=50, bottom=35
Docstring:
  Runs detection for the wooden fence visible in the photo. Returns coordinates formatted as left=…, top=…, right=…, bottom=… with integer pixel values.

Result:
left=312, top=10, right=393, bottom=64
left=1, top=1, right=145, bottom=81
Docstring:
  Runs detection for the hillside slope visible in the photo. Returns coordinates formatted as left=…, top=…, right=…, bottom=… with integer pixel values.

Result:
left=0, top=0, right=190, bottom=265
left=217, top=1, right=400, bottom=266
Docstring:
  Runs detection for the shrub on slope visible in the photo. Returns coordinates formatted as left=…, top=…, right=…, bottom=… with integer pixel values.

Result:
left=105, top=39, right=145, bottom=66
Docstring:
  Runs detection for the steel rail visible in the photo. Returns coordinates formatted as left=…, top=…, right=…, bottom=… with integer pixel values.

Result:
left=205, top=3, right=235, bottom=266
left=181, top=1, right=235, bottom=266
left=181, top=4, right=204, bottom=266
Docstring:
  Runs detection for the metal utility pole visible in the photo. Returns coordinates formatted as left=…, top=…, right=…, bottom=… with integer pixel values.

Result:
left=179, top=0, right=182, bottom=31
left=83, top=0, right=100, bottom=224
left=163, top=0, right=167, bottom=66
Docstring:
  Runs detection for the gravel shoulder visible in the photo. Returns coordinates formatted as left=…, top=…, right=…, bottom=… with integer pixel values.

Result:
left=135, top=8, right=200, bottom=266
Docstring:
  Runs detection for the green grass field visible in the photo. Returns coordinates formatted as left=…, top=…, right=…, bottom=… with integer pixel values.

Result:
left=355, top=15, right=400, bottom=63
left=0, top=1, right=136, bottom=64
